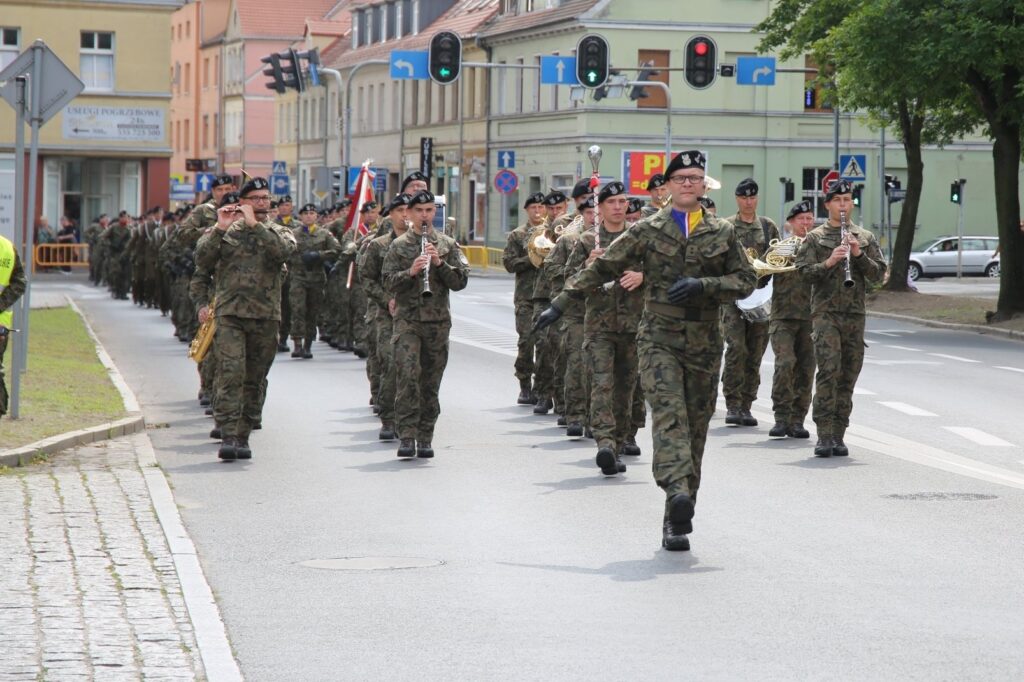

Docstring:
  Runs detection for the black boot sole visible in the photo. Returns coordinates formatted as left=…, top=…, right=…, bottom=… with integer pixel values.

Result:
left=596, top=448, right=619, bottom=476
left=668, top=493, right=695, bottom=535
left=662, top=534, right=691, bottom=552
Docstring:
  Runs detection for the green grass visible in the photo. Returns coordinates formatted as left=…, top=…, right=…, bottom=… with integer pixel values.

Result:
left=1, top=306, right=126, bottom=449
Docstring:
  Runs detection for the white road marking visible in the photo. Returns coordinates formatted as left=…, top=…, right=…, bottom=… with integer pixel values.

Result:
left=877, top=401, right=938, bottom=417
left=927, top=352, right=980, bottom=363
left=995, top=366, right=1024, bottom=374
left=887, top=345, right=922, bottom=352
left=943, top=427, right=1014, bottom=448
left=863, top=359, right=941, bottom=366
left=867, top=331, right=902, bottom=337
left=853, top=387, right=876, bottom=395
left=450, top=335, right=517, bottom=357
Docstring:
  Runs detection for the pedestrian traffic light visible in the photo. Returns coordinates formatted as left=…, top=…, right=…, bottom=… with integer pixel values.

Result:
left=781, top=178, right=795, bottom=202
left=332, top=169, right=344, bottom=198
left=950, top=179, right=964, bottom=204
left=428, top=31, right=462, bottom=85
left=261, top=53, right=285, bottom=94
left=280, top=48, right=305, bottom=93
left=684, top=35, right=717, bottom=89
left=852, top=184, right=863, bottom=207
left=628, top=61, right=660, bottom=101
left=576, top=34, right=610, bottom=89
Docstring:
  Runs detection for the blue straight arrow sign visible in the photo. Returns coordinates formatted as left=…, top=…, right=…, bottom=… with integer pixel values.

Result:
left=390, top=50, right=428, bottom=80
left=540, top=56, right=578, bottom=85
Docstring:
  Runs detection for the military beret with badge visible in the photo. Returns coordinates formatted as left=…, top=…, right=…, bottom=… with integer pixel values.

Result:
left=543, top=190, right=568, bottom=206
left=408, top=190, right=436, bottom=207
left=646, top=174, right=667, bottom=191
left=627, top=197, right=644, bottom=214
left=239, top=177, right=270, bottom=196
left=735, top=177, right=758, bottom=197
left=523, top=192, right=546, bottom=208
left=787, top=199, right=814, bottom=220
left=664, top=150, right=707, bottom=177
left=401, top=171, right=429, bottom=192
left=597, top=181, right=625, bottom=204
left=299, top=203, right=318, bottom=213
left=824, top=179, right=853, bottom=202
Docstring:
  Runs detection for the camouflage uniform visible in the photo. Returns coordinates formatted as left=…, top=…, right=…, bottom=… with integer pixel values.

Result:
left=720, top=214, right=780, bottom=413
left=128, top=225, right=146, bottom=305
left=143, top=221, right=161, bottom=308
left=769, top=264, right=814, bottom=428
left=336, top=228, right=369, bottom=353
left=164, top=201, right=218, bottom=339
left=563, top=223, right=645, bottom=454
left=382, top=229, right=469, bottom=444
left=275, top=215, right=297, bottom=346
left=287, top=224, right=340, bottom=346
left=501, top=223, right=541, bottom=388
left=83, top=221, right=103, bottom=283
left=359, top=221, right=398, bottom=424
left=321, top=218, right=350, bottom=347
left=796, top=222, right=886, bottom=441
left=0, top=244, right=27, bottom=420
left=544, top=219, right=588, bottom=427
left=101, top=223, right=132, bottom=299
left=191, top=219, right=295, bottom=443
left=555, top=206, right=755, bottom=504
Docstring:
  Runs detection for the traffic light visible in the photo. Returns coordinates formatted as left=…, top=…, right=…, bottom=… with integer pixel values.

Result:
left=804, top=88, right=816, bottom=110
left=628, top=61, right=660, bottom=101
left=280, top=48, right=305, bottom=92
left=428, top=31, right=462, bottom=84
left=950, top=179, right=964, bottom=204
left=593, top=68, right=621, bottom=101
left=261, top=53, right=285, bottom=94
left=576, top=34, right=610, bottom=88
left=296, top=48, right=321, bottom=87
left=684, top=35, right=717, bottom=89
left=332, top=169, right=344, bottom=199
left=782, top=178, right=795, bottom=202
left=852, top=184, right=863, bottom=207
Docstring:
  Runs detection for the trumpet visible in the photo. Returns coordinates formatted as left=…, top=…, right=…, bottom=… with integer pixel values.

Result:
left=421, top=222, right=432, bottom=298
left=839, top=210, right=854, bottom=289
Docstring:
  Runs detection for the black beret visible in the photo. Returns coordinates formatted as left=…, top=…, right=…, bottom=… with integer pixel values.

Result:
left=118, top=210, right=129, bottom=218
left=218, top=192, right=240, bottom=207
left=579, top=196, right=596, bottom=210
left=571, top=179, right=592, bottom=199
left=389, top=193, right=413, bottom=211
left=523, top=192, right=546, bottom=208
left=824, top=179, right=853, bottom=202
left=269, top=200, right=279, bottom=208
left=544, top=191, right=568, bottom=206
left=359, top=201, right=378, bottom=213
left=698, top=196, right=716, bottom=211
left=408, top=190, right=435, bottom=207
left=239, top=177, right=270, bottom=196
left=401, top=171, right=429, bottom=191
left=337, top=198, right=352, bottom=209
left=787, top=199, right=814, bottom=220
left=597, top=181, right=626, bottom=204
left=646, top=174, right=667, bottom=191
left=664, top=150, right=706, bottom=177
left=212, top=175, right=234, bottom=189
left=627, top=198, right=644, bottom=214
left=299, top=203, right=318, bottom=213
left=735, top=178, right=758, bottom=197
left=278, top=195, right=293, bottom=204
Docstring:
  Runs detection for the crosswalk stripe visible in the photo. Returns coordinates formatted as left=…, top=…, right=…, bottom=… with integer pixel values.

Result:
left=877, top=401, right=938, bottom=417
left=942, top=427, right=1014, bottom=448
left=927, top=352, right=980, bottom=363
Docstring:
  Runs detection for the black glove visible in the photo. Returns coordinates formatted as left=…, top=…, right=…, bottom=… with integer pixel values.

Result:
left=301, top=250, right=322, bottom=267
left=533, top=305, right=562, bottom=332
left=667, top=277, right=703, bottom=305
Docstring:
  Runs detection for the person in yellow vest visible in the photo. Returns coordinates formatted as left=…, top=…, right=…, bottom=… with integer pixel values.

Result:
left=0, top=235, right=28, bottom=421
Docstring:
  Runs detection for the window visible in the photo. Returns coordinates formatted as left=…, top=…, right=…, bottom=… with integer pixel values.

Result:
left=214, top=55, right=219, bottom=85
left=184, top=119, right=190, bottom=151
left=514, top=58, right=524, bottom=114
left=186, top=20, right=190, bottom=38
left=175, top=120, right=181, bottom=151
left=184, top=63, right=191, bottom=94
left=203, top=115, right=209, bottom=149
left=532, top=55, right=541, bottom=112
left=368, top=85, right=375, bottom=131
left=203, top=58, right=209, bottom=88
left=637, top=49, right=669, bottom=109
left=80, top=31, right=114, bottom=91
left=496, top=61, right=507, bottom=115
left=1, top=28, right=19, bottom=70
left=357, top=11, right=368, bottom=47
left=401, top=0, right=413, bottom=36
left=802, top=167, right=833, bottom=218
left=374, top=5, right=385, bottom=43
left=386, top=2, right=398, bottom=40
left=213, top=113, right=219, bottom=146
left=378, top=83, right=385, bottom=130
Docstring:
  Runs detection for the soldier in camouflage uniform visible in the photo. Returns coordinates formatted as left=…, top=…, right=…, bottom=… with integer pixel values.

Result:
left=287, top=204, right=340, bottom=359
left=102, top=211, right=133, bottom=300
left=320, top=200, right=351, bottom=349
left=720, top=178, right=780, bottom=427
left=502, top=191, right=547, bottom=404
left=795, top=179, right=886, bottom=458
left=768, top=200, right=816, bottom=440
left=360, top=193, right=413, bottom=440
left=191, top=177, right=295, bottom=461
left=539, top=150, right=755, bottom=552
left=642, top=174, right=669, bottom=219
left=83, top=214, right=107, bottom=284
left=382, top=190, right=469, bottom=459
left=143, top=208, right=163, bottom=308
left=529, top=190, right=568, bottom=416
left=127, top=217, right=146, bottom=306
left=561, top=181, right=645, bottom=476
left=274, top=196, right=296, bottom=351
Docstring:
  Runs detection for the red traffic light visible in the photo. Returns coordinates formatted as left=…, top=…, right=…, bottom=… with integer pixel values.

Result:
left=694, top=41, right=708, bottom=56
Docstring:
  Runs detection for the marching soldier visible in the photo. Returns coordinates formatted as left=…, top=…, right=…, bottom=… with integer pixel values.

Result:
left=562, top=181, right=645, bottom=476
left=102, top=211, right=133, bottom=300
left=192, top=177, right=295, bottom=461
left=0, top=232, right=27, bottom=422
left=626, top=198, right=644, bottom=224
left=795, top=180, right=886, bottom=458
left=537, top=150, right=755, bottom=552
left=144, top=207, right=163, bottom=309
left=382, top=190, right=470, bottom=459
left=643, top=174, right=669, bottom=217
left=275, top=195, right=296, bottom=352
left=721, top=178, right=780, bottom=427
left=288, top=204, right=341, bottom=359
left=84, top=213, right=108, bottom=284
left=531, top=190, right=568, bottom=415
left=502, top=191, right=547, bottom=404
left=321, top=199, right=352, bottom=349
left=768, top=200, right=816, bottom=439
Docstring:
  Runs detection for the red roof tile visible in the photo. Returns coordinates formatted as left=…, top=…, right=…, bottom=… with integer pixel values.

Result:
left=306, top=18, right=350, bottom=37
left=478, top=0, right=600, bottom=39
left=235, top=0, right=343, bottom=38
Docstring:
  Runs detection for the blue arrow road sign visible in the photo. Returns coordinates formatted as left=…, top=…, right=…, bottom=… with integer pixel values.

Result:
left=390, top=51, right=428, bottom=80
left=270, top=174, right=290, bottom=194
left=271, top=160, right=287, bottom=175
left=839, top=154, right=867, bottom=181
left=195, top=173, right=215, bottom=194
left=497, top=150, right=515, bottom=169
left=346, top=167, right=389, bottom=193
left=540, top=56, right=578, bottom=85
left=736, top=56, right=776, bottom=86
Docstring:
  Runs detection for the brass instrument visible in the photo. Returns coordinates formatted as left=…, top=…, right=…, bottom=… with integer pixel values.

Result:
left=557, top=213, right=585, bottom=238
left=745, top=235, right=804, bottom=279
left=840, top=210, right=854, bottom=288
left=526, top=218, right=554, bottom=268
left=188, top=299, right=215, bottom=363
left=421, top=222, right=432, bottom=298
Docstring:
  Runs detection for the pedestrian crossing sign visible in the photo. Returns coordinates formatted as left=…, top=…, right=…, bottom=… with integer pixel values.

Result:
left=839, top=154, right=867, bottom=181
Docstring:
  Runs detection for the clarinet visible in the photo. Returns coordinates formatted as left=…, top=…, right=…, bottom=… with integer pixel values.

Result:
left=839, top=210, right=855, bottom=289
left=421, top=222, right=432, bottom=298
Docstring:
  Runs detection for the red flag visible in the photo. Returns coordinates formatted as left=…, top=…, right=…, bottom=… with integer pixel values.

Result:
left=345, top=162, right=377, bottom=235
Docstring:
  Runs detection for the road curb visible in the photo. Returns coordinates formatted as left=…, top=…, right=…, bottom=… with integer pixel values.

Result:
left=0, top=415, right=147, bottom=467
left=868, top=311, right=1024, bottom=343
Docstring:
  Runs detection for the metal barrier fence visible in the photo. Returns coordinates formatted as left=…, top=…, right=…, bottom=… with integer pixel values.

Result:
left=34, top=243, right=90, bottom=268
left=462, top=246, right=504, bottom=269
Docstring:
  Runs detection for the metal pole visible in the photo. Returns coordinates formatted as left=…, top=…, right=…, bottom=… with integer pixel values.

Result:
left=833, top=105, right=840, bottom=170
left=957, top=181, right=965, bottom=279
left=622, top=80, right=671, bottom=165
left=398, top=80, right=406, bottom=180
left=10, top=76, right=27, bottom=419
left=343, top=60, right=389, bottom=183
left=318, top=67, right=344, bottom=167
left=880, top=127, right=889, bottom=259
left=779, top=178, right=786, bottom=235
left=457, top=77, right=464, bottom=225
left=21, top=41, right=44, bottom=372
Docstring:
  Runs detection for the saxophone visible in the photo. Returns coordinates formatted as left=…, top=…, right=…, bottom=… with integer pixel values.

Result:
left=188, top=299, right=216, bottom=363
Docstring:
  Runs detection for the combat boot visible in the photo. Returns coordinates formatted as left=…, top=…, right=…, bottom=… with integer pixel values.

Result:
left=378, top=424, right=395, bottom=441
left=517, top=380, right=533, bottom=405
left=584, top=426, right=594, bottom=439
left=533, top=397, right=553, bottom=415
left=786, top=423, right=810, bottom=439
left=302, top=338, right=313, bottom=359
left=725, top=407, right=742, bottom=425
left=769, top=421, right=788, bottom=438
left=566, top=422, right=584, bottom=438
left=397, top=438, right=415, bottom=458
left=277, top=335, right=289, bottom=353
left=833, top=428, right=849, bottom=457
left=291, top=338, right=304, bottom=358
left=622, top=436, right=641, bottom=457
left=416, top=441, right=434, bottom=459
left=235, top=436, right=252, bottom=460
left=814, top=436, right=834, bottom=458
left=667, top=492, right=695, bottom=535
left=209, top=426, right=222, bottom=440
left=662, top=520, right=691, bottom=552
left=740, top=409, right=758, bottom=426
left=218, top=437, right=238, bottom=461
left=353, top=347, right=368, bottom=359
left=557, top=415, right=567, bottom=427
left=596, top=446, right=622, bottom=476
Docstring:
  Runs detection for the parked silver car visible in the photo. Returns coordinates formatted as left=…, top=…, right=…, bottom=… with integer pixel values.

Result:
left=908, top=236, right=1000, bottom=280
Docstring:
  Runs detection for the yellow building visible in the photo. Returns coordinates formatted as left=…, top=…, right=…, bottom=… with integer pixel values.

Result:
left=0, top=0, right=180, bottom=236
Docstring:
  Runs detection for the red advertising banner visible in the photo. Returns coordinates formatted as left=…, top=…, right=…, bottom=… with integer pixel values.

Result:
left=622, top=150, right=673, bottom=195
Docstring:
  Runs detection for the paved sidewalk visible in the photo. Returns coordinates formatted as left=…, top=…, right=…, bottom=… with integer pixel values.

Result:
left=0, top=434, right=207, bottom=681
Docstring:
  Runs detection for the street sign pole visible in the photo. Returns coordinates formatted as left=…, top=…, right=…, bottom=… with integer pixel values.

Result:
left=957, top=182, right=966, bottom=280
left=10, top=76, right=27, bottom=418
left=343, top=60, right=389, bottom=188
left=20, top=41, right=45, bottom=374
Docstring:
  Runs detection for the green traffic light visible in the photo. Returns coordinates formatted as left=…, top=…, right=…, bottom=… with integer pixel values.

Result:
left=587, top=71, right=598, bottom=83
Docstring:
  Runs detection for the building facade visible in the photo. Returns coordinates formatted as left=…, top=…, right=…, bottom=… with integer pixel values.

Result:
left=0, top=0, right=182, bottom=239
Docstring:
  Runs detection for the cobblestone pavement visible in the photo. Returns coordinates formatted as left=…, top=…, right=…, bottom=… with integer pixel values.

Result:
left=0, top=434, right=207, bottom=681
